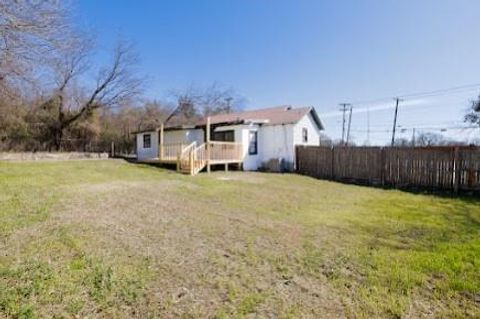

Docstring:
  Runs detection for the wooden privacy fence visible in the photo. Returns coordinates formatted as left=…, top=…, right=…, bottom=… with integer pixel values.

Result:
left=296, top=146, right=480, bottom=192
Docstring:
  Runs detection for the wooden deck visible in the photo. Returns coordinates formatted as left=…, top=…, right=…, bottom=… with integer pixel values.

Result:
left=140, top=118, right=243, bottom=175
left=142, top=141, right=243, bottom=175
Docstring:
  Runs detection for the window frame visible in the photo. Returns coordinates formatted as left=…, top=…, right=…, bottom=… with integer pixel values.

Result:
left=143, top=134, right=151, bottom=149
left=213, top=130, right=235, bottom=142
left=302, top=127, right=308, bottom=143
left=248, top=130, right=258, bottom=155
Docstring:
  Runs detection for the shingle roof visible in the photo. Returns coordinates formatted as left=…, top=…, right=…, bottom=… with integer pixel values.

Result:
left=134, top=105, right=324, bottom=134
left=197, top=105, right=324, bottom=129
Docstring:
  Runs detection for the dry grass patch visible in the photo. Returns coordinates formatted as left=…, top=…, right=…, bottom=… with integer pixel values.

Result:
left=1, top=160, right=479, bottom=318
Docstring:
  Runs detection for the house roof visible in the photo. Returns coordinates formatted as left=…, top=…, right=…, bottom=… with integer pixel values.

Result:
left=131, top=125, right=197, bottom=134
left=133, top=105, right=324, bottom=134
left=197, top=105, right=324, bottom=129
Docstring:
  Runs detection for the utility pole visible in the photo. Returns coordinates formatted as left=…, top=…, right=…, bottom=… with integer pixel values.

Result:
left=225, top=97, right=233, bottom=113
left=339, top=103, right=351, bottom=144
left=366, top=105, right=371, bottom=145
left=391, top=98, right=402, bottom=147
left=411, top=128, right=416, bottom=147
left=346, top=105, right=353, bottom=146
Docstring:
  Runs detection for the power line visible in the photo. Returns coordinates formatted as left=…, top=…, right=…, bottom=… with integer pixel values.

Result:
left=399, top=83, right=480, bottom=99
left=325, top=83, right=480, bottom=145
left=338, top=83, right=480, bottom=107
left=368, top=120, right=463, bottom=128
left=351, top=125, right=479, bottom=133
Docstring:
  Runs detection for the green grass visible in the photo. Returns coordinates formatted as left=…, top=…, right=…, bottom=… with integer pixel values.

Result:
left=0, top=160, right=479, bottom=318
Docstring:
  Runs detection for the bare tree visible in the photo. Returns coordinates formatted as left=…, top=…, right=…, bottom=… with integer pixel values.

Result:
left=0, top=0, right=70, bottom=95
left=199, top=83, right=244, bottom=116
left=465, top=94, right=480, bottom=127
left=319, top=133, right=333, bottom=146
left=165, top=86, right=201, bottom=125
left=416, top=132, right=446, bottom=146
left=166, top=83, right=245, bottom=125
left=393, top=138, right=411, bottom=147
left=43, top=40, right=143, bottom=150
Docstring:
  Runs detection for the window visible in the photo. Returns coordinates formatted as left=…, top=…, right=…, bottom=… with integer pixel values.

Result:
left=302, top=128, right=308, bottom=143
left=248, top=131, right=257, bottom=155
left=143, top=134, right=151, bottom=149
left=213, top=130, right=234, bottom=142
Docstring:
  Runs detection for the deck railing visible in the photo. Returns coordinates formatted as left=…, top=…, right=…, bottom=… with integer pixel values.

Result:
left=158, top=141, right=244, bottom=175
left=160, top=143, right=186, bottom=160
left=208, top=141, right=243, bottom=163
left=191, top=143, right=207, bottom=175
left=177, top=142, right=197, bottom=171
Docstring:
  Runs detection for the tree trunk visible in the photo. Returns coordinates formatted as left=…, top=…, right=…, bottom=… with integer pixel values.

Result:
left=53, top=126, right=63, bottom=151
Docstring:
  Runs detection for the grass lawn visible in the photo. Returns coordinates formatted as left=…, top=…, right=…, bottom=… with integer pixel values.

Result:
left=0, top=160, right=479, bottom=318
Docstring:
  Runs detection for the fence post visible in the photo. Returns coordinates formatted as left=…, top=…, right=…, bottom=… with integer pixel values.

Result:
left=467, top=146, right=476, bottom=190
left=111, top=142, right=115, bottom=158
left=380, top=147, right=385, bottom=186
left=331, top=146, right=335, bottom=180
left=159, top=124, right=164, bottom=160
left=206, top=117, right=211, bottom=173
left=189, top=150, right=194, bottom=175
left=295, top=146, right=300, bottom=172
left=453, top=147, right=460, bottom=193
left=176, top=152, right=181, bottom=172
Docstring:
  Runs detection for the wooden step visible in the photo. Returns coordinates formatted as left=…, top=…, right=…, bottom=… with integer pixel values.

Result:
left=179, top=163, right=206, bottom=175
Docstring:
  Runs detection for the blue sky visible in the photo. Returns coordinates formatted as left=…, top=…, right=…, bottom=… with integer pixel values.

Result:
left=75, top=0, right=480, bottom=145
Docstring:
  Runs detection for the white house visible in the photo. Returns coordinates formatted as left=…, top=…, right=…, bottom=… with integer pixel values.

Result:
left=135, top=105, right=324, bottom=174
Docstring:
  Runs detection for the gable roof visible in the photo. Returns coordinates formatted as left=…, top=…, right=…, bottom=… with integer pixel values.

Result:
left=133, top=105, right=324, bottom=134
left=197, top=105, right=324, bottom=129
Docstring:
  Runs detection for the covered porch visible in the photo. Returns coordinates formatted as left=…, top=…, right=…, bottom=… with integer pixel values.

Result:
left=144, top=119, right=244, bottom=175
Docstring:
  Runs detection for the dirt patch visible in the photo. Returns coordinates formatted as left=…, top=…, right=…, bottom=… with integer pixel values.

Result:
left=214, top=172, right=268, bottom=184
left=0, top=152, right=109, bottom=161
left=30, top=177, right=345, bottom=318
left=73, top=179, right=188, bottom=195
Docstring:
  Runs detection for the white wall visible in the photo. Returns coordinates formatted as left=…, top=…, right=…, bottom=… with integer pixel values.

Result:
left=163, top=129, right=204, bottom=145
left=293, top=112, right=321, bottom=146
left=258, top=124, right=295, bottom=170
left=242, top=125, right=261, bottom=171
left=136, top=131, right=158, bottom=160
left=214, top=117, right=321, bottom=171
left=135, top=112, right=323, bottom=168
left=215, top=124, right=260, bottom=170
left=136, top=129, right=205, bottom=160
left=257, top=112, right=322, bottom=171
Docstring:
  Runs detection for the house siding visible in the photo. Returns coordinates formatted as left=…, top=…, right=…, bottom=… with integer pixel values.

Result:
left=163, top=129, right=204, bottom=145
left=258, top=124, right=295, bottom=170
left=293, top=112, right=321, bottom=146
left=215, top=124, right=260, bottom=170
left=259, top=112, right=322, bottom=171
left=136, top=131, right=159, bottom=160
left=135, top=109, right=323, bottom=170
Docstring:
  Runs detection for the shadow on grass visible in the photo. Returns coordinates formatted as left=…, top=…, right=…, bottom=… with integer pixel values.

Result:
left=357, top=193, right=480, bottom=254
left=298, top=173, right=480, bottom=200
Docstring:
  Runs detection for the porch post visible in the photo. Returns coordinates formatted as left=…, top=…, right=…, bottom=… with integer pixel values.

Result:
left=159, top=123, right=164, bottom=160
left=206, top=116, right=211, bottom=173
